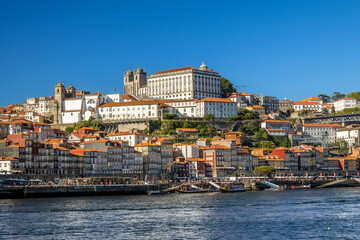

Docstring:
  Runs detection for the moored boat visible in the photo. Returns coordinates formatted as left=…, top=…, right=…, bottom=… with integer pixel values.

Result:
left=176, top=189, right=209, bottom=193
left=220, top=184, right=246, bottom=192
left=147, top=190, right=166, bottom=195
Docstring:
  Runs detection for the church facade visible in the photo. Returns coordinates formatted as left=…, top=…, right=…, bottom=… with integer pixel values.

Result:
left=123, top=67, right=147, bottom=96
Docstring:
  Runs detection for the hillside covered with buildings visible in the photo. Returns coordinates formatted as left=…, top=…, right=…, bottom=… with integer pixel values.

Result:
left=1, top=62, right=360, bottom=180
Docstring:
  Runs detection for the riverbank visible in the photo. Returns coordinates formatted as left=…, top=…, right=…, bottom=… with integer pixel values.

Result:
left=0, top=184, right=170, bottom=199
left=1, top=177, right=360, bottom=199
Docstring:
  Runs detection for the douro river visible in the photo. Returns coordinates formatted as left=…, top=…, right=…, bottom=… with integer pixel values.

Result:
left=1, top=188, right=359, bottom=239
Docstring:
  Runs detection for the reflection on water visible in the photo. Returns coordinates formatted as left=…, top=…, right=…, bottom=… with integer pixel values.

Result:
left=1, top=188, right=360, bottom=239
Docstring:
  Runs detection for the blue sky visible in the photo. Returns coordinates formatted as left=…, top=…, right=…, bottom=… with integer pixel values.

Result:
left=1, top=0, right=360, bottom=106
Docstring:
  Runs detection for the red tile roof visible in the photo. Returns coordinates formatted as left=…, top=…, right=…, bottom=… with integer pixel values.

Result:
left=199, top=98, right=234, bottom=103
left=332, top=97, right=356, bottom=103
left=100, top=100, right=170, bottom=108
left=176, top=128, right=198, bottom=132
left=303, top=123, right=343, bottom=128
left=151, top=66, right=218, bottom=75
left=267, top=129, right=294, bottom=132
left=263, top=120, right=292, bottom=123
left=300, top=96, right=321, bottom=102
left=121, top=94, right=138, bottom=101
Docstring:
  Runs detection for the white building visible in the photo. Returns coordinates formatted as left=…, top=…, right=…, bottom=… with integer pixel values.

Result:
left=299, top=123, right=344, bottom=146
left=332, top=98, right=357, bottom=112
left=293, top=96, right=324, bottom=112
left=176, top=144, right=200, bottom=159
left=336, top=126, right=360, bottom=147
left=197, top=98, right=237, bottom=118
left=106, top=94, right=123, bottom=103
left=61, top=93, right=111, bottom=124
left=261, top=120, right=295, bottom=136
left=25, top=111, right=42, bottom=123
left=0, top=156, right=21, bottom=175
left=162, top=99, right=198, bottom=117
left=106, top=132, right=147, bottom=146
left=146, top=63, right=221, bottom=100
left=99, top=100, right=172, bottom=121
left=261, top=120, right=294, bottom=130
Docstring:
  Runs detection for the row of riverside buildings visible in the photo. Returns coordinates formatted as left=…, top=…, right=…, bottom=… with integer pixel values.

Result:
left=0, top=123, right=360, bottom=178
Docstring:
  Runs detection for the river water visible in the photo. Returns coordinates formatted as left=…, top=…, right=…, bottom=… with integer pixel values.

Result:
left=1, top=188, right=360, bottom=239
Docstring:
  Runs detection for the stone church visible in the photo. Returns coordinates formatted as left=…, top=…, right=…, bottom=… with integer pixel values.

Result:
left=123, top=67, right=147, bottom=96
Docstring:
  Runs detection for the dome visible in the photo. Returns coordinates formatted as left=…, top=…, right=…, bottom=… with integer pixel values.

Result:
left=199, top=62, right=208, bottom=70
left=67, top=83, right=75, bottom=90
left=126, top=69, right=133, bottom=75
left=56, top=81, right=63, bottom=87
left=136, top=66, right=143, bottom=73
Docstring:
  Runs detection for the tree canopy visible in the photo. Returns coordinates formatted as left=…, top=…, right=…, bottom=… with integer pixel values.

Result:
left=73, top=116, right=103, bottom=131
left=331, top=92, right=345, bottom=101
left=347, top=91, right=360, bottom=101
left=220, top=77, right=237, bottom=98
left=204, top=113, right=214, bottom=120
left=253, top=166, right=276, bottom=177
left=163, top=113, right=178, bottom=119
left=318, top=94, right=331, bottom=103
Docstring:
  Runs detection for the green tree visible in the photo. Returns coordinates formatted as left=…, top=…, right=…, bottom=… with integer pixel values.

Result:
left=254, top=131, right=262, bottom=140
left=331, top=92, right=345, bottom=101
left=168, top=129, right=176, bottom=135
left=259, top=141, right=276, bottom=150
left=342, top=107, right=359, bottom=114
left=331, top=105, right=336, bottom=114
left=65, top=126, right=74, bottom=134
left=253, top=166, right=276, bottom=177
left=163, top=113, right=178, bottom=119
left=322, top=108, right=329, bottom=115
left=220, top=77, right=237, bottom=98
left=183, top=121, right=191, bottom=128
left=230, top=115, right=243, bottom=121
left=318, top=94, right=331, bottom=103
left=286, top=108, right=295, bottom=116
left=204, top=113, right=214, bottom=120
left=240, top=121, right=260, bottom=135
left=298, top=110, right=312, bottom=116
left=247, top=121, right=260, bottom=133
left=271, top=136, right=291, bottom=148
left=262, top=132, right=268, bottom=139
left=73, top=116, right=103, bottom=131
left=244, top=112, right=254, bottom=120
left=347, top=91, right=360, bottom=101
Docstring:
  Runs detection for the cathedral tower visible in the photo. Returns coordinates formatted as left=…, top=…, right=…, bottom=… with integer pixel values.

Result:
left=53, top=81, right=65, bottom=124
left=66, top=83, right=76, bottom=98
left=123, top=67, right=147, bottom=96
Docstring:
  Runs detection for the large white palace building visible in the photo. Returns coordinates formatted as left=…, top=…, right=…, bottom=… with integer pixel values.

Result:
left=125, top=62, right=221, bottom=100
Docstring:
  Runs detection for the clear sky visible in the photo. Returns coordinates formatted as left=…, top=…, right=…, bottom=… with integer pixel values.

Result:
left=1, top=0, right=360, bottom=106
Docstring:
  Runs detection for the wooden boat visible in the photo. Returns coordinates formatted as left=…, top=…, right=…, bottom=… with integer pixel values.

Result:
left=220, top=184, right=246, bottom=192
left=176, top=188, right=209, bottom=193
left=147, top=190, right=166, bottom=195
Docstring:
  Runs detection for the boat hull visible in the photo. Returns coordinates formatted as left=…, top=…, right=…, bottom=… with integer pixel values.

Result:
left=176, top=189, right=209, bottom=194
left=220, top=188, right=246, bottom=193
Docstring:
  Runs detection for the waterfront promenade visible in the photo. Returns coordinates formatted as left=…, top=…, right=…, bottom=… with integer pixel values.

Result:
left=1, top=176, right=360, bottom=199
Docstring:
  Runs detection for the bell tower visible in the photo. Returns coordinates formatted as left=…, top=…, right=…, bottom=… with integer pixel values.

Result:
left=54, top=81, right=65, bottom=124
left=134, top=66, right=147, bottom=96
left=123, top=69, right=134, bottom=95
